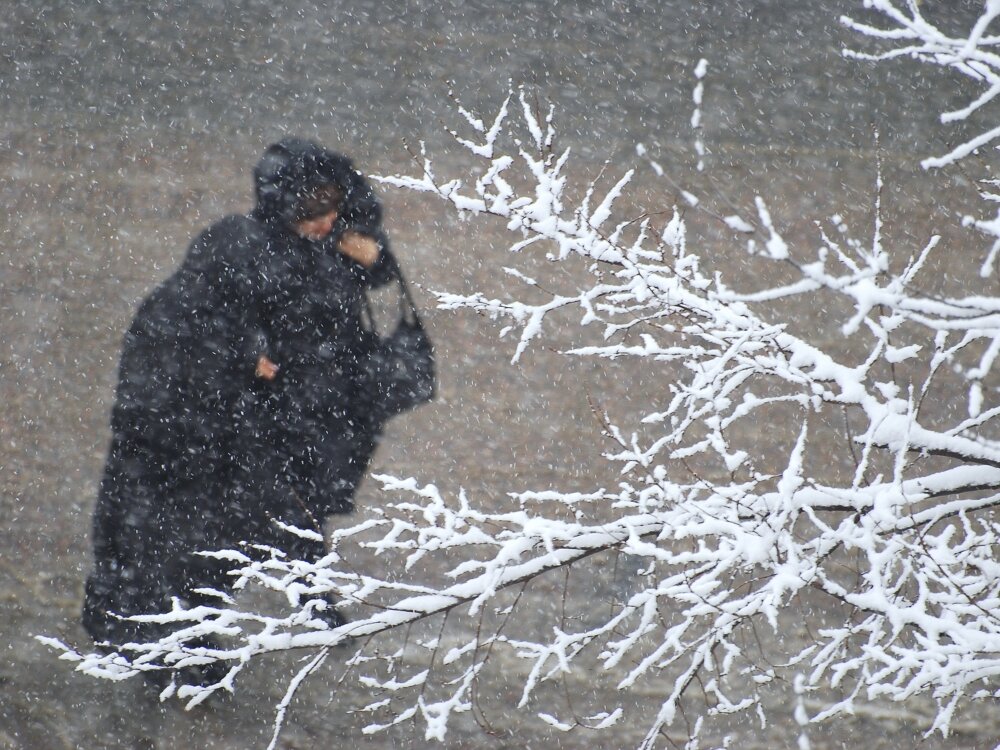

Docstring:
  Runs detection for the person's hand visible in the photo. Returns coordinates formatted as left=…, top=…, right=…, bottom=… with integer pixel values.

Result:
left=256, top=354, right=279, bottom=381
left=338, top=231, right=380, bottom=268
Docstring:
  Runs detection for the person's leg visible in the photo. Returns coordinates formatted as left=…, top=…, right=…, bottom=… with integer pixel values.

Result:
left=84, top=455, right=174, bottom=647
left=300, top=419, right=379, bottom=518
left=234, top=383, right=353, bottom=627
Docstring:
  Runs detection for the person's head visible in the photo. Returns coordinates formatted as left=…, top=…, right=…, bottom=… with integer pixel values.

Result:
left=253, top=138, right=353, bottom=235
left=290, top=182, right=344, bottom=241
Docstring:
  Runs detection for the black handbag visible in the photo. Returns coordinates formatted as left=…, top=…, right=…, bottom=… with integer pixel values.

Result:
left=356, top=268, right=435, bottom=427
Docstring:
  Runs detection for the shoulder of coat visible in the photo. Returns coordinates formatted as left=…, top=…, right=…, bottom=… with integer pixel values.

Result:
left=208, top=214, right=270, bottom=246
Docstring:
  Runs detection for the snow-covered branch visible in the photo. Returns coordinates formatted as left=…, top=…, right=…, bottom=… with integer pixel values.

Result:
left=45, top=68, right=1000, bottom=748
left=843, top=0, right=1000, bottom=169
left=843, top=1, right=1000, bottom=279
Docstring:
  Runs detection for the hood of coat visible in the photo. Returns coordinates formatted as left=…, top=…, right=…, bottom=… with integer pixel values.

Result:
left=252, top=138, right=356, bottom=229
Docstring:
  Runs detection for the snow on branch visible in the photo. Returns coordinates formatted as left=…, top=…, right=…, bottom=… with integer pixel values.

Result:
left=843, top=0, right=1000, bottom=169
left=44, top=83, right=1000, bottom=747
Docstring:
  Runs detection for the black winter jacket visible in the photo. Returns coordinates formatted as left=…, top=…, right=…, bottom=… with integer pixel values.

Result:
left=84, top=139, right=395, bottom=646
left=84, top=215, right=269, bottom=643
left=244, top=139, right=397, bottom=517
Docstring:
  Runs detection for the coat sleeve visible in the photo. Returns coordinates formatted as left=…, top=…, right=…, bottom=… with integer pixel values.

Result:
left=113, top=216, right=271, bottom=461
left=183, top=216, right=277, bottom=454
left=201, top=215, right=273, bottom=361
left=341, top=171, right=399, bottom=289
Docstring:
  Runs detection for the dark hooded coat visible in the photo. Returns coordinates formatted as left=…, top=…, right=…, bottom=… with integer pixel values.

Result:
left=84, top=139, right=397, bottom=647
left=243, top=138, right=398, bottom=522
left=83, top=215, right=270, bottom=644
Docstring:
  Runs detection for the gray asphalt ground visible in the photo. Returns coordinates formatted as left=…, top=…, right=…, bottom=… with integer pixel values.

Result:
left=2, top=1, right=999, bottom=748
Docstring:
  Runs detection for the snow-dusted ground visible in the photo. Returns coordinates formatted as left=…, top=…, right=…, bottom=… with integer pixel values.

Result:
left=3, top=1, right=999, bottom=747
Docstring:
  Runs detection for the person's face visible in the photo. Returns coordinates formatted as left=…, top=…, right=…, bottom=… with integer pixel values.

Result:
left=293, top=208, right=339, bottom=241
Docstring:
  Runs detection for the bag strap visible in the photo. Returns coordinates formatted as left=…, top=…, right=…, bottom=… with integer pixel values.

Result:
left=391, top=265, right=422, bottom=326
left=358, top=261, right=423, bottom=336
left=359, top=289, right=379, bottom=335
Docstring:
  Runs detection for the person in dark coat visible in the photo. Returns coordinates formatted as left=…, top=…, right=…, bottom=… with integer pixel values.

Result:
left=83, top=138, right=397, bottom=652
left=82, top=215, right=270, bottom=646
left=243, top=138, right=398, bottom=529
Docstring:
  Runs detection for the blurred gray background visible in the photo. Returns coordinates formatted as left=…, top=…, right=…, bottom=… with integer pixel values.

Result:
left=2, top=1, right=997, bottom=748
